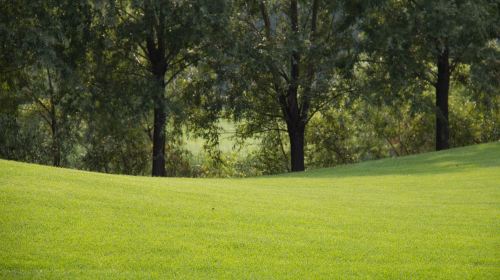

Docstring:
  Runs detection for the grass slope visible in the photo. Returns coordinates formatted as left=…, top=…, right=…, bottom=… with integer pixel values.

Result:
left=0, top=143, right=499, bottom=279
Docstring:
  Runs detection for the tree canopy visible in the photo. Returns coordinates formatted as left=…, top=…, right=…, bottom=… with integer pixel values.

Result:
left=0, top=0, right=498, bottom=177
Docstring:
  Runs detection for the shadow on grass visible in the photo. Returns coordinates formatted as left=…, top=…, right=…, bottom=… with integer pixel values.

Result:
left=276, top=142, right=500, bottom=179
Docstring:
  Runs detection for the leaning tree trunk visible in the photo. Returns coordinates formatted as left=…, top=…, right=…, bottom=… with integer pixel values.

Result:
left=435, top=47, right=450, bottom=151
left=151, top=76, right=167, bottom=177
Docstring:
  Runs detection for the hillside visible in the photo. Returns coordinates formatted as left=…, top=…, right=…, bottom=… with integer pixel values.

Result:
left=0, top=143, right=499, bottom=279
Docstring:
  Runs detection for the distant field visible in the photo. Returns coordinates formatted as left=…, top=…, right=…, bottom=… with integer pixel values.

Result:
left=0, top=142, right=499, bottom=279
left=183, top=120, right=257, bottom=155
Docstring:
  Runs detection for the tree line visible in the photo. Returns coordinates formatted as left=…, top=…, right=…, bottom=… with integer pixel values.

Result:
left=0, top=0, right=498, bottom=177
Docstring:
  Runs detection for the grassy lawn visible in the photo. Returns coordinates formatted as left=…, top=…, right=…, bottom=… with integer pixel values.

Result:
left=0, top=142, right=499, bottom=279
left=183, top=120, right=257, bottom=155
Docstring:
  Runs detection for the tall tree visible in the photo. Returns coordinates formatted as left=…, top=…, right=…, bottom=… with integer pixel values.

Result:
left=363, top=0, right=499, bottom=150
left=110, top=0, right=222, bottom=176
left=223, top=0, right=359, bottom=171
left=1, top=0, right=91, bottom=166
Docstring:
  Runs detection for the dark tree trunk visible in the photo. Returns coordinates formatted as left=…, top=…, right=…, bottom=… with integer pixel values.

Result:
left=435, top=47, right=450, bottom=151
left=266, top=0, right=317, bottom=173
left=286, top=0, right=305, bottom=172
left=47, top=69, right=61, bottom=167
left=283, top=89, right=305, bottom=172
left=151, top=77, right=167, bottom=177
left=50, top=116, right=61, bottom=167
left=144, top=0, right=169, bottom=177
left=287, top=122, right=305, bottom=172
left=151, top=105, right=166, bottom=177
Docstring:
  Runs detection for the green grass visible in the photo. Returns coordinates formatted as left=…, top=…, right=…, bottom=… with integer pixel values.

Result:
left=183, top=120, right=257, bottom=155
left=0, top=142, right=499, bottom=279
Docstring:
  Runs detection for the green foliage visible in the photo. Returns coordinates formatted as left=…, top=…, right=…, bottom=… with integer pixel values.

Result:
left=0, top=0, right=498, bottom=176
left=449, top=85, right=499, bottom=146
left=81, top=125, right=150, bottom=175
left=360, top=0, right=499, bottom=102
left=306, top=98, right=434, bottom=168
left=222, top=0, right=359, bottom=129
left=0, top=113, right=47, bottom=163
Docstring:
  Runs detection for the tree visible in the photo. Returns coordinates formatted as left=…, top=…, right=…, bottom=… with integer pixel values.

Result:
left=222, top=0, right=359, bottom=171
left=362, top=0, right=499, bottom=150
left=109, top=0, right=223, bottom=176
left=0, top=0, right=91, bottom=166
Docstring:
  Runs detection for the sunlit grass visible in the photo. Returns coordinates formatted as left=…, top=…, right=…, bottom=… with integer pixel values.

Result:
left=183, top=120, right=257, bottom=155
left=0, top=142, right=499, bottom=279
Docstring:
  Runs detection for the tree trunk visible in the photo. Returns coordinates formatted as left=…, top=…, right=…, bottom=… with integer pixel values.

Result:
left=287, top=122, right=305, bottom=172
left=151, top=77, right=167, bottom=177
left=46, top=68, right=61, bottom=167
left=284, top=0, right=305, bottom=172
left=435, top=47, right=450, bottom=151
left=144, top=1, right=168, bottom=177
left=50, top=116, right=61, bottom=167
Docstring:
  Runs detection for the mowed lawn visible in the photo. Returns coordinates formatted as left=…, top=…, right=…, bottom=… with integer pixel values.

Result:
left=0, top=143, right=499, bottom=279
